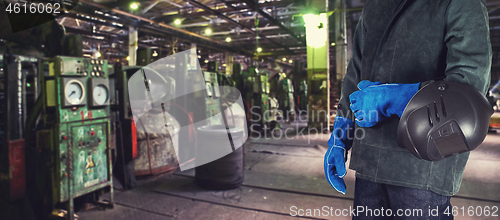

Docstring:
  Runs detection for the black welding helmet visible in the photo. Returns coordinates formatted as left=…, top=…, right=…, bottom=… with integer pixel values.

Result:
left=397, top=81, right=493, bottom=161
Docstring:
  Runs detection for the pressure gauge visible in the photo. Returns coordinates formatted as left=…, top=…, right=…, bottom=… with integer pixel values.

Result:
left=89, top=78, right=110, bottom=107
left=93, top=85, right=108, bottom=105
left=62, top=78, right=86, bottom=107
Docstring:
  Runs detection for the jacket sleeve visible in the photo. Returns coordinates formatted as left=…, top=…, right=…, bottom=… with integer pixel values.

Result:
left=421, top=0, right=491, bottom=94
left=337, top=16, right=365, bottom=121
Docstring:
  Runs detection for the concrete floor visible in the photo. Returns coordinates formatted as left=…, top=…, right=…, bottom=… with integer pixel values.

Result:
left=77, top=122, right=500, bottom=220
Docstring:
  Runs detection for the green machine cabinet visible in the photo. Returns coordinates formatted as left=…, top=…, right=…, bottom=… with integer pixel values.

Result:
left=203, top=70, right=223, bottom=125
left=297, top=79, right=308, bottom=111
left=38, top=56, right=113, bottom=219
left=248, top=67, right=270, bottom=132
left=278, top=78, right=296, bottom=121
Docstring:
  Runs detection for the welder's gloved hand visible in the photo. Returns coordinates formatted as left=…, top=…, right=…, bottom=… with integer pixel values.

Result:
left=349, top=80, right=420, bottom=127
left=324, top=116, right=354, bottom=194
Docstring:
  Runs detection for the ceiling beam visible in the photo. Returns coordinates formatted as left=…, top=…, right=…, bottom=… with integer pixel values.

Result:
left=241, top=0, right=305, bottom=45
left=77, top=0, right=251, bottom=55
left=154, top=0, right=294, bottom=21
left=185, top=0, right=292, bottom=53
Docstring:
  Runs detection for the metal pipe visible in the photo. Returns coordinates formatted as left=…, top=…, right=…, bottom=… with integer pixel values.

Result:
left=241, top=0, right=304, bottom=45
left=185, top=0, right=290, bottom=52
left=80, top=0, right=219, bottom=43
left=78, top=0, right=247, bottom=55
left=210, top=23, right=302, bottom=36
left=141, top=0, right=162, bottom=14
left=161, top=0, right=211, bottom=21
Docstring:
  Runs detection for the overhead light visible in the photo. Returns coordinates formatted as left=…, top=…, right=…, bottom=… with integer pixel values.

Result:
left=174, top=19, right=181, bottom=25
left=289, top=60, right=293, bottom=64
left=331, top=42, right=336, bottom=46
left=130, top=2, right=139, bottom=10
left=304, top=13, right=328, bottom=48
left=257, top=47, right=262, bottom=52
left=222, top=64, right=227, bottom=67
left=126, top=56, right=130, bottom=61
left=204, top=60, right=209, bottom=63
left=96, top=52, right=101, bottom=57
left=205, top=28, right=212, bottom=35
left=197, top=55, right=201, bottom=58
left=225, top=37, right=231, bottom=42
left=282, top=57, right=286, bottom=61
left=152, top=50, right=158, bottom=57
left=303, top=13, right=320, bottom=28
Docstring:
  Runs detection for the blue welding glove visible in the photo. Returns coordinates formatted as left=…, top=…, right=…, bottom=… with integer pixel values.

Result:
left=324, top=116, right=354, bottom=194
left=349, top=80, right=420, bottom=127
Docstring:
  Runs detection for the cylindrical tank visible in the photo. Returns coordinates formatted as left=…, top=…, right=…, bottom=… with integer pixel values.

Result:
left=194, top=125, right=245, bottom=190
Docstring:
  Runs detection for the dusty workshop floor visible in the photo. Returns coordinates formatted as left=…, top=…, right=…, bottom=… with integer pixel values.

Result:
left=77, top=120, right=500, bottom=220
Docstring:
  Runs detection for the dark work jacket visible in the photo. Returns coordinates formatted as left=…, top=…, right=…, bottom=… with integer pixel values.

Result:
left=338, top=0, right=491, bottom=196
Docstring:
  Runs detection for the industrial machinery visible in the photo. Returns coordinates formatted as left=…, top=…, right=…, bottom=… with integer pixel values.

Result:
left=231, top=63, right=253, bottom=132
left=296, top=79, right=308, bottom=111
left=263, top=69, right=282, bottom=132
left=203, top=61, right=224, bottom=126
left=122, top=65, right=180, bottom=177
left=1, top=54, right=33, bottom=207
left=37, top=56, right=114, bottom=219
left=1, top=53, right=58, bottom=219
left=233, top=65, right=278, bottom=134
left=195, top=61, right=246, bottom=190
left=293, top=62, right=308, bottom=112
left=108, top=63, right=138, bottom=188
left=248, top=67, right=271, bottom=133
left=277, top=76, right=296, bottom=122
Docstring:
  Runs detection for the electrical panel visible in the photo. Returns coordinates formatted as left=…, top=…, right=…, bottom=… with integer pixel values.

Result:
left=258, top=71, right=270, bottom=125
left=203, top=71, right=222, bottom=125
left=245, top=67, right=270, bottom=131
left=279, top=78, right=296, bottom=121
left=38, top=56, right=113, bottom=218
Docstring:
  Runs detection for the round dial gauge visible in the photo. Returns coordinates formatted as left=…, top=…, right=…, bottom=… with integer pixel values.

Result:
left=93, top=84, right=108, bottom=105
left=65, top=80, right=85, bottom=105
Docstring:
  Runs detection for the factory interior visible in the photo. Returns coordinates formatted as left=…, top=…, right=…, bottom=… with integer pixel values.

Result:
left=0, top=0, right=500, bottom=219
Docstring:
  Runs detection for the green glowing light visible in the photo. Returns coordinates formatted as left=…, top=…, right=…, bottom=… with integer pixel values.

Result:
left=130, top=2, right=139, bottom=10
left=302, top=13, right=320, bottom=28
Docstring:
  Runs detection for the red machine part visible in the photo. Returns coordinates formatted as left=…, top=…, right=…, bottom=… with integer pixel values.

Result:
left=8, top=139, right=26, bottom=201
left=131, top=120, right=138, bottom=159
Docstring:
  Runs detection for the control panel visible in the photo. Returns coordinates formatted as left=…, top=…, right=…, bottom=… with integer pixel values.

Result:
left=203, top=70, right=222, bottom=125
left=38, top=56, right=113, bottom=218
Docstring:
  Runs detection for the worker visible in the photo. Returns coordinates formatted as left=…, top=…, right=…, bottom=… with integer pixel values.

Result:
left=324, top=0, right=491, bottom=219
